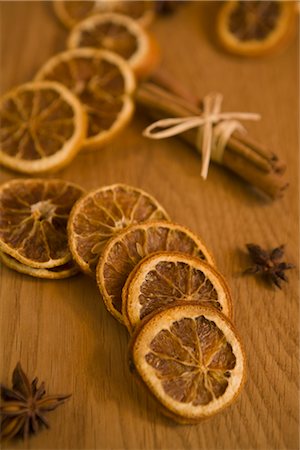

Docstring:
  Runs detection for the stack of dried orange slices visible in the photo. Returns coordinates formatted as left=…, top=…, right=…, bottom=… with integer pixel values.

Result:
left=0, top=3, right=163, bottom=175
left=0, top=50, right=136, bottom=174
left=0, top=178, right=84, bottom=279
left=0, top=180, right=246, bottom=421
left=35, top=48, right=136, bottom=152
left=67, top=182, right=246, bottom=423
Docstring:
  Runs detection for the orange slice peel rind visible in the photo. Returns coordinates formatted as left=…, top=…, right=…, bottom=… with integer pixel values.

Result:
left=217, top=0, right=298, bottom=57
left=122, top=251, right=232, bottom=333
left=0, top=178, right=85, bottom=269
left=0, top=250, right=79, bottom=279
left=128, top=304, right=246, bottom=424
left=67, top=13, right=160, bottom=79
left=68, top=184, right=170, bottom=277
left=53, top=0, right=155, bottom=30
left=0, top=81, right=87, bottom=174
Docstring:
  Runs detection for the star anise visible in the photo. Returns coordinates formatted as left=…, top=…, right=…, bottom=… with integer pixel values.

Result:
left=244, top=243, right=295, bottom=288
left=0, top=362, right=71, bottom=442
left=155, top=0, right=187, bottom=16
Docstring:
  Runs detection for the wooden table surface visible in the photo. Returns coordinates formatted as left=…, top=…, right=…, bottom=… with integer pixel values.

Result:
left=0, top=2, right=299, bottom=449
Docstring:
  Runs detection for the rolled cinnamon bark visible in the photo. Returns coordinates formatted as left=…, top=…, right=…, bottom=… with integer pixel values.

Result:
left=135, top=80, right=288, bottom=199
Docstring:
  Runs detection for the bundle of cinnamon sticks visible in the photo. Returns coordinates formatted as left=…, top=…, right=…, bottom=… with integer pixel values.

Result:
left=136, top=70, right=288, bottom=199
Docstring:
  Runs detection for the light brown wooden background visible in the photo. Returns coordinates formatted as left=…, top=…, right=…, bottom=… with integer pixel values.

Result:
left=0, top=2, right=299, bottom=449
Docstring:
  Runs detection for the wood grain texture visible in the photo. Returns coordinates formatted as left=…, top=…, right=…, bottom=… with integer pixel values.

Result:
left=0, top=2, right=299, bottom=449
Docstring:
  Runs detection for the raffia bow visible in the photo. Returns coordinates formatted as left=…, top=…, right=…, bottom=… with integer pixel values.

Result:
left=143, top=92, right=261, bottom=179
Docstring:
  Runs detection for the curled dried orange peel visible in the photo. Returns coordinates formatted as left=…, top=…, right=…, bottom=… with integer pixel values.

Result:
left=0, top=178, right=84, bottom=273
left=35, top=48, right=136, bottom=151
left=0, top=81, right=87, bottom=174
left=96, top=221, right=215, bottom=324
left=217, top=0, right=298, bottom=57
left=68, top=184, right=170, bottom=277
left=122, top=252, right=232, bottom=333
left=67, top=13, right=160, bottom=79
left=53, top=0, right=155, bottom=29
left=129, top=304, right=246, bottom=423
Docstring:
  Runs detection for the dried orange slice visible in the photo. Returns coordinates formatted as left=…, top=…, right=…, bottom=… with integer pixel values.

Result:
left=217, top=1, right=298, bottom=56
left=129, top=304, right=246, bottom=423
left=97, top=221, right=215, bottom=324
left=0, top=250, right=79, bottom=279
left=123, top=252, right=232, bottom=333
left=68, top=184, right=169, bottom=276
left=0, top=81, right=87, bottom=174
left=67, top=13, right=160, bottom=78
left=0, top=179, right=84, bottom=268
left=35, top=49, right=135, bottom=151
left=53, top=0, right=155, bottom=29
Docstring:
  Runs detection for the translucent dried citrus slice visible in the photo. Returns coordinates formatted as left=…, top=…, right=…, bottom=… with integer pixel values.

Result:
left=35, top=49, right=135, bottom=151
left=217, top=0, right=298, bottom=56
left=53, top=0, right=155, bottom=29
left=68, top=184, right=169, bottom=276
left=0, top=250, right=79, bottom=279
left=0, top=81, right=87, bottom=174
left=97, top=221, right=215, bottom=324
left=0, top=179, right=84, bottom=268
left=123, top=252, right=232, bottom=333
left=129, top=304, right=246, bottom=423
left=67, top=13, right=160, bottom=78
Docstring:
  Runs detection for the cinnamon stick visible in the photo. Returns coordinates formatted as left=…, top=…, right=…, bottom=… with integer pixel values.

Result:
left=151, top=69, right=200, bottom=108
left=222, top=151, right=288, bottom=199
left=232, top=132, right=287, bottom=174
left=139, top=81, right=279, bottom=172
left=136, top=80, right=288, bottom=199
left=228, top=136, right=272, bottom=173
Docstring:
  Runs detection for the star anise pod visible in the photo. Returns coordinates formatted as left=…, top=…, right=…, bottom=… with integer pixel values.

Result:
left=0, top=362, right=71, bottom=442
left=244, top=243, right=295, bottom=288
left=155, top=0, right=187, bottom=16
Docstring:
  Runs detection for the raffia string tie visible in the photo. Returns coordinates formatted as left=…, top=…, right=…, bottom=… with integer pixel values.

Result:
left=143, top=92, right=261, bottom=179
